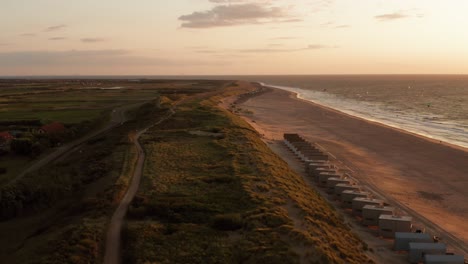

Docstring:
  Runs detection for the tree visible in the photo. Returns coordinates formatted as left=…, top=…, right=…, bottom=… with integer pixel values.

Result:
left=11, top=138, right=33, bottom=155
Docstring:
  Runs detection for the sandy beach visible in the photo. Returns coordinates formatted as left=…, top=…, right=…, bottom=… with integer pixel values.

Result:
left=236, top=86, right=468, bottom=255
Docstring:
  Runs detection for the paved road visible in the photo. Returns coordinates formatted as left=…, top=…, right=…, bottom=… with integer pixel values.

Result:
left=103, top=108, right=174, bottom=264
left=7, top=103, right=143, bottom=185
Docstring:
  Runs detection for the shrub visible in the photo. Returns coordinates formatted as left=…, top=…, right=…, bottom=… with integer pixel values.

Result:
left=211, top=213, right=243, bottom=231
left=10, top=138, right=33, bottom=155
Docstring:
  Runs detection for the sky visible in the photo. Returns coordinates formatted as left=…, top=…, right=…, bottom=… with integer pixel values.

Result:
left=1, top=0, right=467, bottom=75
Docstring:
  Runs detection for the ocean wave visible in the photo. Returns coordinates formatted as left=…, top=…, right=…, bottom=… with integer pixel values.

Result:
left=261, top=83, right=468, bottom=149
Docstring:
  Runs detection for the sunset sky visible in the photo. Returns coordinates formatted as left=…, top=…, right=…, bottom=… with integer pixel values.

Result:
left=1, top=0, right=467, bottom=75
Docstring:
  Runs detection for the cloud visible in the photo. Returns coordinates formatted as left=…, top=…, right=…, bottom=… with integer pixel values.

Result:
left=44, top=24, right=67, bottom=32
left=375, top=12, right=408, bottom=21
left=0, top=50, right=128, bottom=67
left=306, top=44, right=328, bottom=49
left=320, top=21, right=350, bottom=29
left=270, top=37, right=299, bottom=40
left=81, top=38, right=106, bottom=43
left=0, top=50, right=226, bottom=68
left=195, top=50, right=220, bottom=54
left=179, top=3, right=301, bottom=28
left=335, top=24, right=350, bottom=29
left=190, top=43, right=333, bottom=55
left=268, top=43, right=285, bottom=47
left=49, top=37, right=67, bottom=41
left=320, top=21, right=334, bottom=27
left=309, top=0, right=334, bottom=13
left=209, top=0, right=246, bottom=2
left=237, top=44, right=331, bottom=53
left=20, top=33, right=36, bottom=37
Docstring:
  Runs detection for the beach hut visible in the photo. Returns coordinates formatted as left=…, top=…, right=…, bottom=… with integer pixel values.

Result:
left=362, top=205, right=394, bottom=226
left=342, top=190, right=369, bottom=208
left=423, top=254, right=464, bottom=264
left=300, top=151, right=328, bottom=161
left=352, top=197, right=384, bottom=216
left=312, top=166, right=336, bottom=175
left=334, top=184, right=361, bottom=199
left=379, top=215, right=412, bottom=238
left=306, top=161, right=329, bottom=174
left=317, top=171, right=340, bottom=186
left=393, top=232, right=432, bottom=251
left=408, top=243, right=446, bottom=263
left=309, top=165, right=335, bottom=178
left=326, top=177, right=351, bottom=194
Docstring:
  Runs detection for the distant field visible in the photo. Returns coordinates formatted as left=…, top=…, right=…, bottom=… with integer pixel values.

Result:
left=0, top=79, right=226, bottom=184
left=0, top=108, right=104, bottom=124
left=0, top=78, right=226, bottom=124
left=0, top=83, right=163, bottom=124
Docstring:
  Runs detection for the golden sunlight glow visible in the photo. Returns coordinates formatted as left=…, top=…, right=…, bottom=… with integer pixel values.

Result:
left=0, top=0, right=467, bottom=75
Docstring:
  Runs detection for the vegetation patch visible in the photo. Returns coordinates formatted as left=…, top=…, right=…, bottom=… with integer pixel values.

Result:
left=123, top=85, right=372, bottom=263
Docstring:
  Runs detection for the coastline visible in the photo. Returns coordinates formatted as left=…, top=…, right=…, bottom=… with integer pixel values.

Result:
left=276, top=85, right=468, bottom=153
left=261, top=83, right=468, bottom=151
left=236, top=85, right=468, bottom=256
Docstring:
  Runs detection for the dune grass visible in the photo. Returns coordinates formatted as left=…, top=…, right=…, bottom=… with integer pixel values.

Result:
left=123, top=85, right=372, bottom=264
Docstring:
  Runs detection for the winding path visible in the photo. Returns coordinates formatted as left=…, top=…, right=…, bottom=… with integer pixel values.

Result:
left=103, top=108, right=174, bottom=264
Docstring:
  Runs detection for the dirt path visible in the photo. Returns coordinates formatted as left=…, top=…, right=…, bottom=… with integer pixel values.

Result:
left=235, top=87, right=468, bottom=257
left=103, top=108, right=174, bottom=264
left=7, top=103, right=143, bottom=185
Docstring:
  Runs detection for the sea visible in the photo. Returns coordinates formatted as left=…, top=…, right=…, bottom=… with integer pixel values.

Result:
left=3, top=74, right=468, bottom=149
left=246, top=75, right=468, bottom=149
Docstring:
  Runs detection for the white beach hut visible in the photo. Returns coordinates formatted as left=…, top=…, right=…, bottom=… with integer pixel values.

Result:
left=423, top=254, right=464, bottom=264
left=408, top=243, right=446, bottom=263
left=306, top=161, right=329, bottom=174
left=362, top=205, right=394, bottom=226
left=326, top=177, right=351, bottom=194
left=308, top=164, right=333, bottom=178
left=393, top=232, right=432, bottom=251
left=379, top=215, right=412, bottom=238
left=334, top=184, right=361, bottom=199
left=341, top=190, right=369, bottom=208
left=317, top=171, right=340, bottom=186
left=352, top=197, right=384, bottom=216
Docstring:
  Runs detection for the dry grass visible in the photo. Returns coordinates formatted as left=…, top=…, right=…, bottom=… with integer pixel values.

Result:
left=123, top=82, right=372, bottom=263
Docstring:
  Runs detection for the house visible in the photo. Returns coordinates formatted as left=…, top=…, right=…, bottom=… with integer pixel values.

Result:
left=38, top=122, right=66, bottom=134
left=0, top=131, right=14, bottom=150
left=0, top=132, right=13, bottom=142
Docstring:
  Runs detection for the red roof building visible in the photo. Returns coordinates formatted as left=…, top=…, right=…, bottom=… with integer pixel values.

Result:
left=0, top=132, right=13, bottom=141
left=39, top=122, right=66, bottom=134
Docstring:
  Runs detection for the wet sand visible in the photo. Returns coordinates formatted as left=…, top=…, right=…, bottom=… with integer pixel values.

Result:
left=237, top=87, right=468, bottom=255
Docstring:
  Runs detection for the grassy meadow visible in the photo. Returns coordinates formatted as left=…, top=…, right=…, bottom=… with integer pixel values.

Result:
left=0, top=79, right=227, bottom=263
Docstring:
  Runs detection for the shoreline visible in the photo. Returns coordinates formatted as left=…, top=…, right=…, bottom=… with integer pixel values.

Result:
left=260, top=83, right=468, bottom=151
left=235, top=85, right=468, bottom=256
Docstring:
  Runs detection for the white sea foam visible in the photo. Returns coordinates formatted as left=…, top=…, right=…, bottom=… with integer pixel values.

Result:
left=261, top=83, right=468, bottom=149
